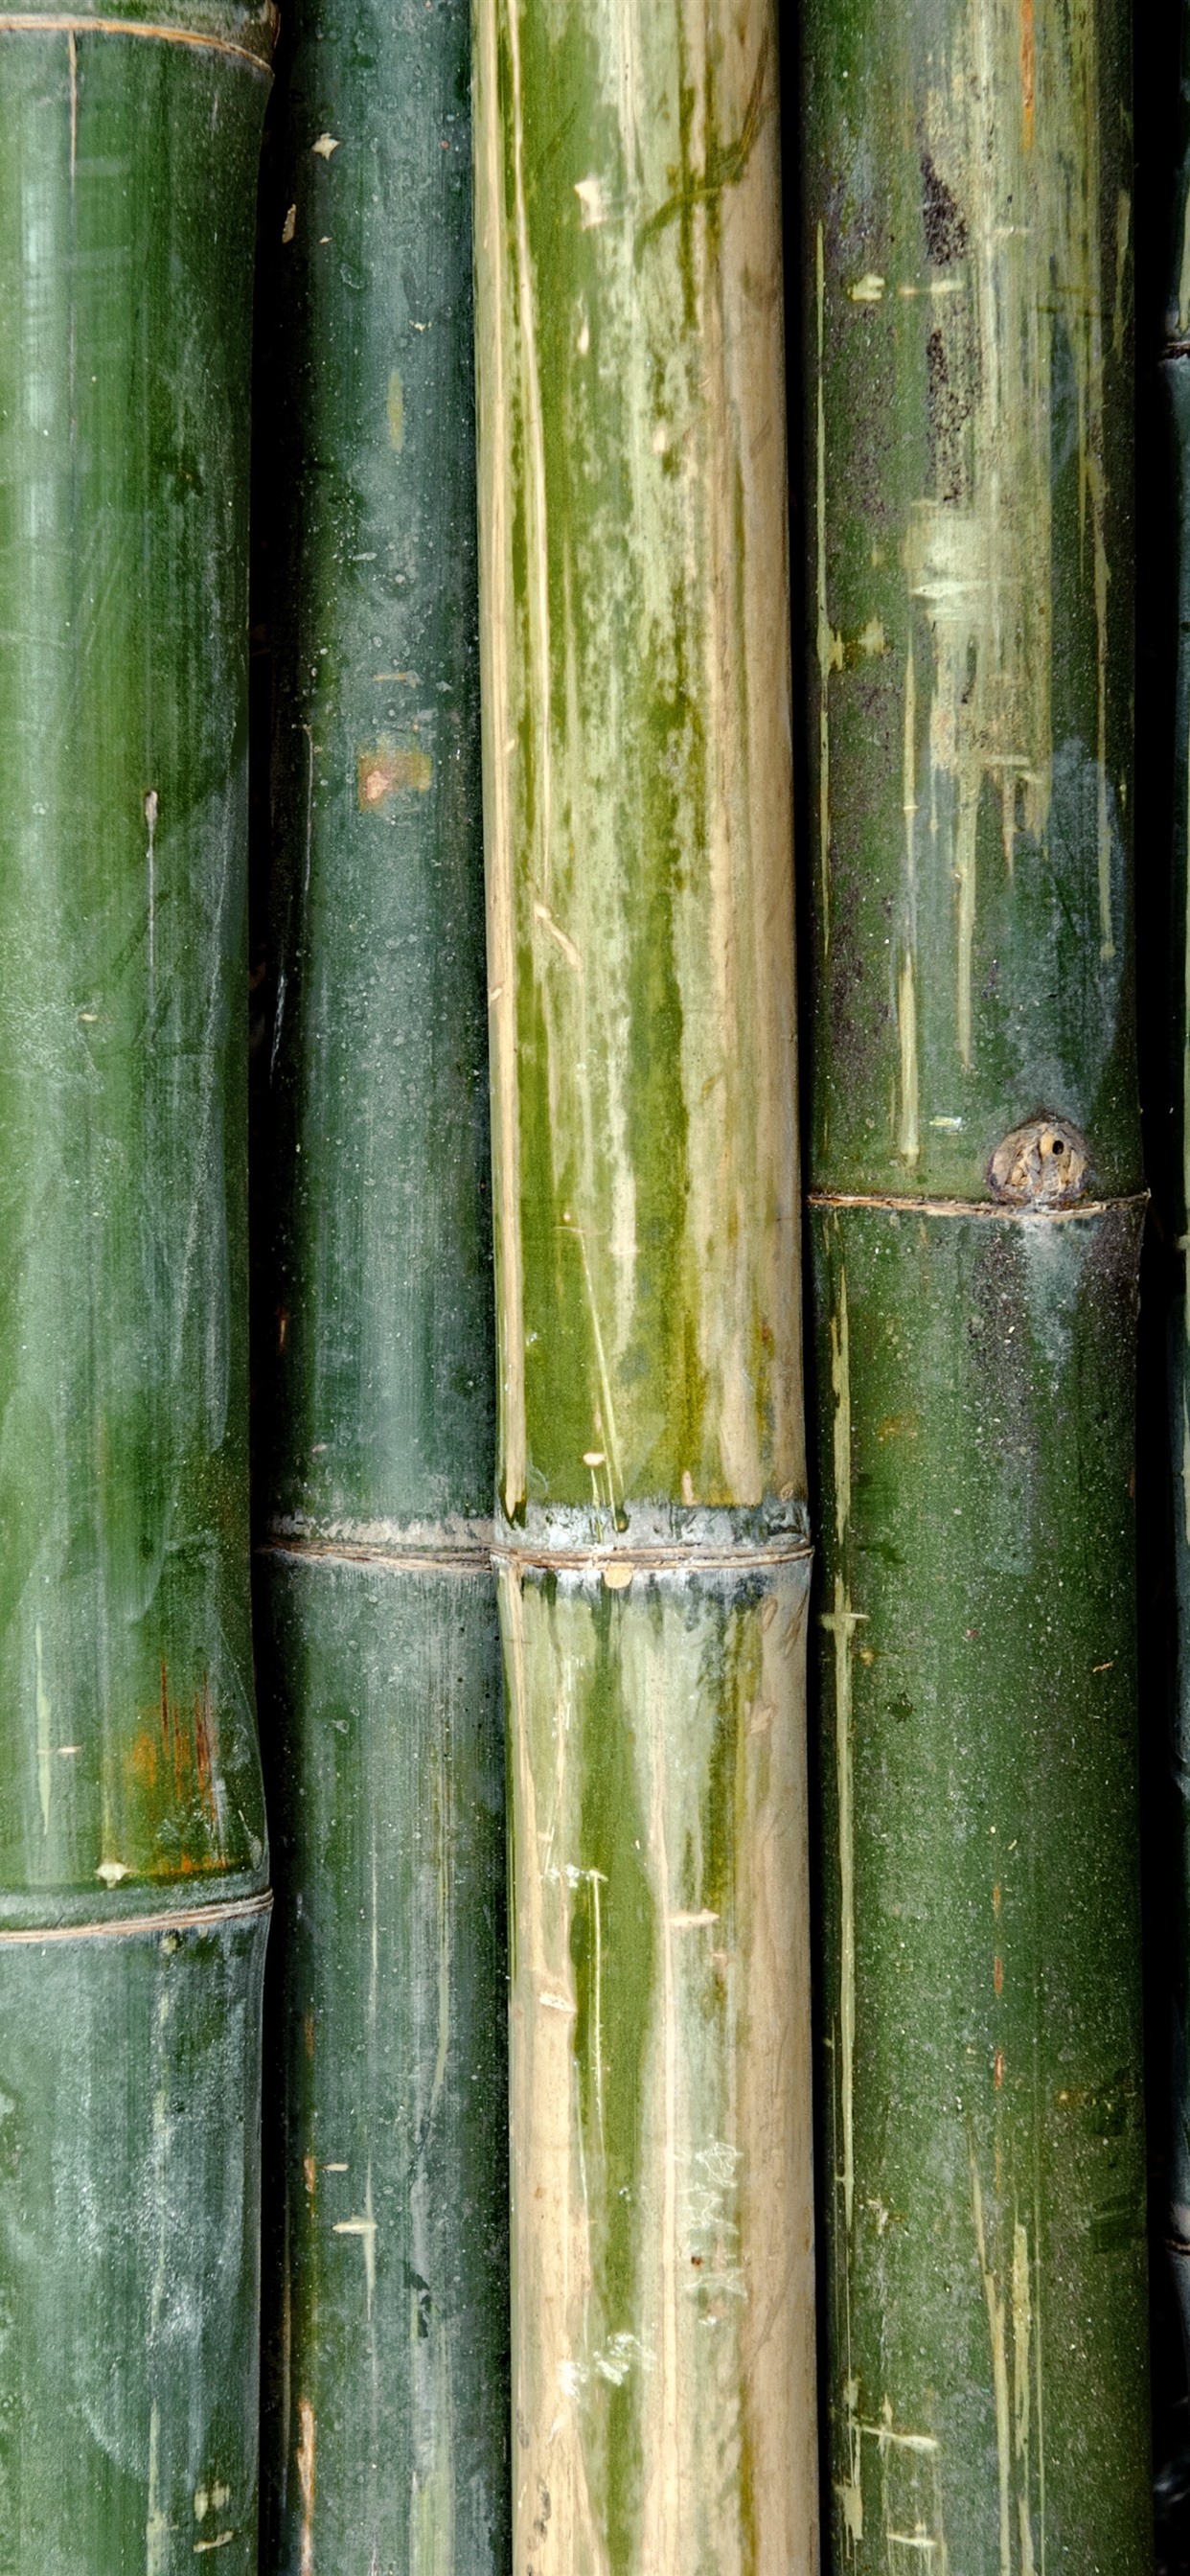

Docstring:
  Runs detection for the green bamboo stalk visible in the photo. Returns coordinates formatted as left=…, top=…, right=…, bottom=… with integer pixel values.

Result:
left=471, top=3, right=816, bottom=2566
left=1162, top=0, right=1190, bottom=2388
left=255, top=0, right=510, bottom=2564
left=0, top=3, right=272, bottom=2564
left=803, top=2, right=1151, bottom=2567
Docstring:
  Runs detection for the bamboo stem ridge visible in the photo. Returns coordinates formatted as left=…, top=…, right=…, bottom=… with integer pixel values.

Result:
left=0, top=4, right=270, bottom=2563
left=256, top=0, right=509, bottom=2564
left=472, top=2, right=816, bottom=2565
left=804, top=1, right=1151, bottom=2567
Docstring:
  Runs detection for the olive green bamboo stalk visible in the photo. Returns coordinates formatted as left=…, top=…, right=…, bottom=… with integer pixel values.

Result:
left=471, top=3, right=815, bottom=2566
left=1162, top=0, right=1190, bottom=2387
left=0, top=5, right=272, bottom=2564
left=803, top=1, right=1151, bottom=2567
left=255, top=0, right=509, bottom=2565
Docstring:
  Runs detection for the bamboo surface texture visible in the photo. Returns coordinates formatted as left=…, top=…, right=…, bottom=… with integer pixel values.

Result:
left=1163, top=0, right=1190, bottom=2387
left=804, top=1, right=1151, bottom=2568
left=472, top=1, right=816, bottom=2567
left=0, top=0, right=272, bottom=2563
left=256, top=0, right=509, bottom=2564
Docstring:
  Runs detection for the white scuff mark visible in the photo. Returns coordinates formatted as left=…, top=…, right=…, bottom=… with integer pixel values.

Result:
left=312, top=132, right=340, bottom=157
left=533, top=900, right=583, bottom=972
left=96, top=1858, right=129, bottom=1886
left=848, top=272, right=885, bottom=302
left=574, top=175, right=606, bottom=229
left=282, top=203, right=297, bottom=243
left=195, top=2483, right=231, bottom=2521
left=144, top=789, right=158, bottom=1024
left=193, top=2537, right=236, bottom=2556
left=593, top=2332, right=653, bottom=2384
left=34, top=1622, right=51, bottom=1835
left=147, top=2400, right=169, bottom=2575
left=538, top=1989, right=578, bottom=2014
left=668, top=1910, right=719, bottom=1929
left=332, top=2165, right=377, bottom=2318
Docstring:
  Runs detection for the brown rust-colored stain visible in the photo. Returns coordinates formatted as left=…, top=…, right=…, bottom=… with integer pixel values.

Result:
left=994, top=2048, right=1005, bottom=2090
left=125, top=1662, right=226, bottom=1874
left=1019, top=0, right=1036, bottom=148
left=994, top=1955, right=1004, bottom=1995
left=356, top=737, right=432, bottom=807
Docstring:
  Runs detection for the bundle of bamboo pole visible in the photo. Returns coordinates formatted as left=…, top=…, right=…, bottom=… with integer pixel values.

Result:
left=0, top=1, right=272, bottom=2563
left=471, top=0, right=816, bottom=2565
left=804, top=0, right=1152, bottom=2565
left=255, top=0, right=510, bottom=2564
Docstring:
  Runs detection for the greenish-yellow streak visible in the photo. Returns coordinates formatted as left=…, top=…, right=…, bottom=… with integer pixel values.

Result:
left=386, top=365, right=404, bottom=450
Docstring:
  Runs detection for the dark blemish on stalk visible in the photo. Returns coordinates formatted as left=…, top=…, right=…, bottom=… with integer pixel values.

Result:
left=988, top=1116, right=1091, bottom=1207
left=921, top=154, right=969, bottom=265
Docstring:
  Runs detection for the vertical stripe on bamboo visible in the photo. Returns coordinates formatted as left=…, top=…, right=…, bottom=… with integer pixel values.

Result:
left=472, top=0, right=817, bottom=2566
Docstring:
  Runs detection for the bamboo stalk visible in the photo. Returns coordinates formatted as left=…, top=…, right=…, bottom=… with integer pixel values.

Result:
left=803, top=1, right=1151, bottom=2566
left=471, top=3, right=816, bottom=2566
left=0, top=4, right=271, bottom=2563
left=254, top=0, right=510, bottom=2564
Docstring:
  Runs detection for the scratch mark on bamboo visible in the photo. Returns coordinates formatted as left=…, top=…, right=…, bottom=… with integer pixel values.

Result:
left=0, top=12, right=271, bottom=64
left=822, top=1266, right=857, bottom=2235
left=67, top=26, right=77, bottom=180
left=332, top=2165, right=378, bottom=2318
left=970, top=2145, right=1013, bottom=2576
left=297, top=2398, right=315, bottom=2576
left=899, top=645, right=920, bottom=1163
left=1012, top=2220, right=1037, bottom=2576
left=34, top=1622, right=51, bottom=1835
left=143, top=787, right=159, bottom=1024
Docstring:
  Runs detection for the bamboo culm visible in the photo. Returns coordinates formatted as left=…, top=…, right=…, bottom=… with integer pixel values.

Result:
left=0, top=0, right=273, bottom=2563
left=472, top=2, right=817, bottom=2566
left=256, top=0, right=509, bottom=2564
left=803, top=0, right=1151, bottom=2566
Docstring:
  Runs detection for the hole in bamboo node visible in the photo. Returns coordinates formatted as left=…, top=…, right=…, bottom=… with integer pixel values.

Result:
left=987, top=1116, right=1090, bottom=1208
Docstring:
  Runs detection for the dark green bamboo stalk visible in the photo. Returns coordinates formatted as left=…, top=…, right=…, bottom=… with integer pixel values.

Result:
left=1163, top=0, right=1190, bottom=2393
left=0, top=4, right=272, bottom=2564
left=803, top=2, right=1151, bottom=2567
left=255, top=0, right=509, bottom=2565
left=472, top=3, right=817, bottom=2566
